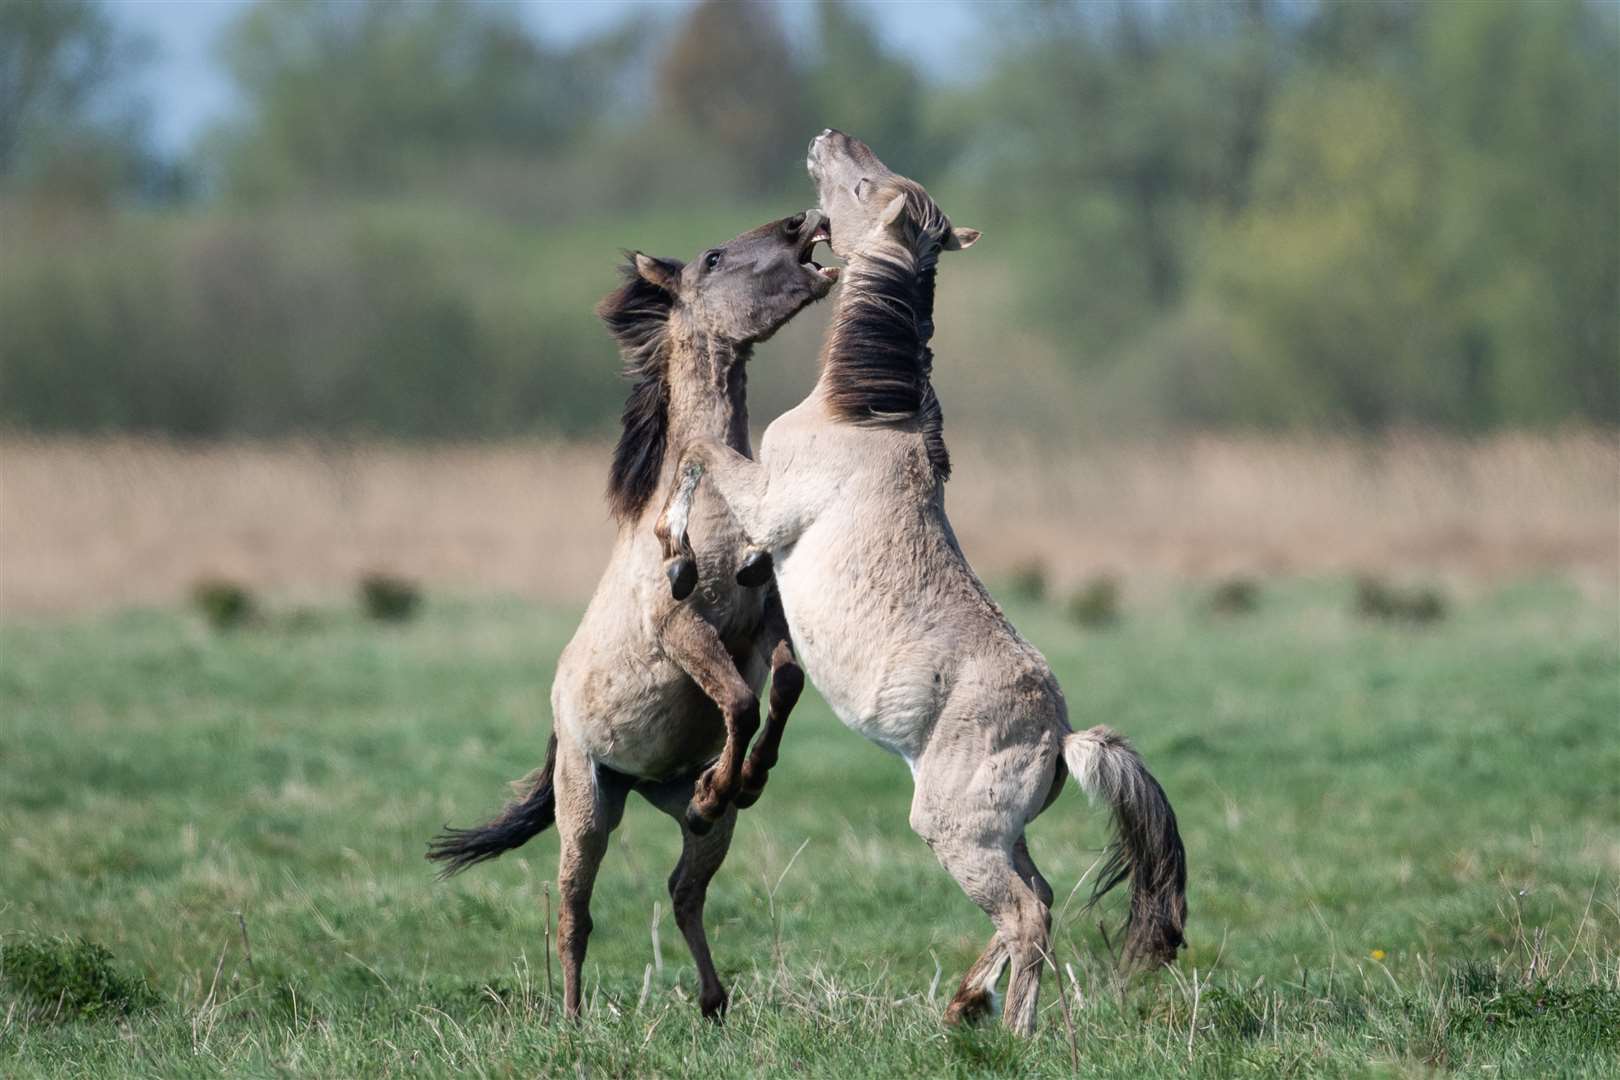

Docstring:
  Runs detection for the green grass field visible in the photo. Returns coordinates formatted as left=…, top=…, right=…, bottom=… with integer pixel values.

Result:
left=3, top=578, right=1617, bottom=1077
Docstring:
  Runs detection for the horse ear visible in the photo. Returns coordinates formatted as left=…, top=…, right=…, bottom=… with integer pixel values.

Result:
left=880, top=193, right=908, bottom=227
left=633, top=252, right=681, bottom=293
left=943, top=226, right=981, bottom=251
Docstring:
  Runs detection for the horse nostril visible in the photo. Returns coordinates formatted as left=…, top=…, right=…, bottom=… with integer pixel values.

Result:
left=784, top=212, right=805, bottom=235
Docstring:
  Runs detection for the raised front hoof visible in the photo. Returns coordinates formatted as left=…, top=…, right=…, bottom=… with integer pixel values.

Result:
left=665, top=556, right=698, bottom=602
left=942, top=986, right=995, bottom=1027
left=734, top=550, right=773, bottom=588
left=683, top=800, right=719, bottom=835
left=699, top=987, right=729, bottom=1021
left=733, top=760, right=769, bottom=809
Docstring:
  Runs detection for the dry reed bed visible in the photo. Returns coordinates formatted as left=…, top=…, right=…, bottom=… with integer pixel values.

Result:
left=1, top=433, right=1614, bottom=615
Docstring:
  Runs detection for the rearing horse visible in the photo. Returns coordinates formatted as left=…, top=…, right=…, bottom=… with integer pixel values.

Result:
left=656, top=132, right=1188, bottom=1035
left=430, top=210, right=838, bottom=1020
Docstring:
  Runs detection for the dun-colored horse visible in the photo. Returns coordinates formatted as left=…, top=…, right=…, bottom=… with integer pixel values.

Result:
left=431, top=211, right=838, bottom=1019
left=657, top=132, right=1188, bottom=1034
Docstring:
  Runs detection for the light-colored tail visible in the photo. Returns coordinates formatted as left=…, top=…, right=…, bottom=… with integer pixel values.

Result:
left=1064, top=725, right=1188, bottom=968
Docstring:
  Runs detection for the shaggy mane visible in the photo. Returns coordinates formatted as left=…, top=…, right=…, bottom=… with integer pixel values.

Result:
left=598, top=255, right=680, bottom=522
left=820, top=192, right=952, bottom=480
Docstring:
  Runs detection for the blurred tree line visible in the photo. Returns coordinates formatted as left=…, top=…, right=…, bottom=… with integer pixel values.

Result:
left=1, top=0, right=1614, bottom=438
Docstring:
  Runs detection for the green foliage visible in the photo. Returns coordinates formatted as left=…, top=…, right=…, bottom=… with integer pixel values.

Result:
left=0, top=0, right=164, bottom=201
left=0, top=202, right=631, bottom=436
left=1194, top=0, right=1620, bottom=429
left=1067, top=574, right=1121, bottom=628
left=1204, top=72, right=1456, bottom=426
left=1209, top=576, right=1261, bottom=617
left=1354, top=576, right=1448, bottom=625
left=968, top=1, right=1278, bottom=357
left=359, top=573, right=421, bottom=623
left=656, top=0, right=807, bottom=197
left=211, top=0, right=640, bottom=200
left=968, top=0, right=1618, bottom=431
left=1, top=0, right=1614, bottom=436
left=0, top=936, right=159, bottom=1020
left=803, top=1, right=938, bottom=178
left=1001, top=560, right=1049, bottom=605
left=191, top=578, right=257, bottom=631
left=1446, top=966, right=1620, bottom=1050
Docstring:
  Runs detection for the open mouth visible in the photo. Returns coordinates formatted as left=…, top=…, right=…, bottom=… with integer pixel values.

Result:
left=800, top=218, right=839, bottom=282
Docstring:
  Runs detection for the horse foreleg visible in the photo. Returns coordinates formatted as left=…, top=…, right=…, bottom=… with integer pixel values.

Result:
left=654, top=437, right=772, bottom=602
left=657, top=605, right=759, bottom=833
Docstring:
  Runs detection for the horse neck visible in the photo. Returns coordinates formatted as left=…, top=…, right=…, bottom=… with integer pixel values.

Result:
left=813, top=239, right=936, bottom=400
left=813, top=237, right=952, bottom=479
left=665, top=331, right=752, bottom=460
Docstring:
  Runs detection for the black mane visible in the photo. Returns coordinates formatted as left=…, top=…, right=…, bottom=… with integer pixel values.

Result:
left=820, top=234, right=950, bottom=480
left=597, top=256, right=679, bottom=522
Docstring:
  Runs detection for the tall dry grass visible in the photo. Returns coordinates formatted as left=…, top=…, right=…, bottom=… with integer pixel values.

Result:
left=1, top=433, right=1614, bottom=615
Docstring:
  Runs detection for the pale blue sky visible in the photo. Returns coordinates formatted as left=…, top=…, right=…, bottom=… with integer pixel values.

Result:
left=107, top=0, right=988, bottom=153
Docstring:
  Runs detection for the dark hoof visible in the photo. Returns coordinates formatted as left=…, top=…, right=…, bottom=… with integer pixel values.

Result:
left=666, top=557, right=698, bottom=601
left=699, top=988, right=729, bottom=1020
left=735, top=549, right=773, bottom=588
left=943, top=986, right=994, bottom=1027
left=732, top=784, right=765, bottom=810
left=684, top=801, right=716, bottom=835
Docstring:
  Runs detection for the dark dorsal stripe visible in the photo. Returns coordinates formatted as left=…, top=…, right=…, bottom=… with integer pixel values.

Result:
left=820, top=230, right=951, bottom=481
left=598, top=256, right=678, bottom=522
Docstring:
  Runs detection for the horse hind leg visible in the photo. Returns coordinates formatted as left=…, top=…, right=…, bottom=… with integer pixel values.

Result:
left=642, top=777, right=738, bottom=1019
left=943, top=934, right=1008, bottom=1026
left=1014, top=835, right=1055, bottom=929
left=991, top=865, right=1050, bottom=1034
left=551, top=742, right=631, bottom=1019
left=926, top=764, right=1062, bottom=1036
left=942, top=835, right=1055, bottom=1026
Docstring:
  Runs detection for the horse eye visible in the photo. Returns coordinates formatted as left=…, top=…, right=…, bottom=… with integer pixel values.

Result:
left=704, top=250, right=722, bottom=270
left=853, top=179, right=870, bottom=202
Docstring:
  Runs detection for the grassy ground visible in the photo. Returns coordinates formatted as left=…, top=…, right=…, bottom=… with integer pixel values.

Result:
left=1, top=579, right=1616, bottom=1076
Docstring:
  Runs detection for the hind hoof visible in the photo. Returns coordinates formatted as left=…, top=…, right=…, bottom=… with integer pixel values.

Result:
left=666, top=557, right=698, bottom=601
left=735, top=550, right=773, bottom=588
left=699, top=987, right=729, bottom=1020
left=943, top=986, right=994, bottom=1027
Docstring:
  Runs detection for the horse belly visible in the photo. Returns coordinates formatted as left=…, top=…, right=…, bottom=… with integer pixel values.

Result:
left=775, top=539, right=935, bottom=763
left=557, top=655, right=726, bottom=781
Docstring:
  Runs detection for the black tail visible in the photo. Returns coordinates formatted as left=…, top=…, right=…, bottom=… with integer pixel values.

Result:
left=427, top=733, right=558, bottom=877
